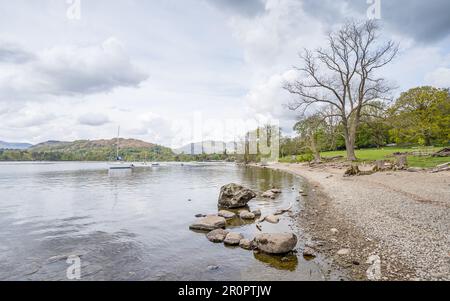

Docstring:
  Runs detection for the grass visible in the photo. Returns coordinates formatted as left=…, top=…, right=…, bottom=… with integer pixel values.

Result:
left=321, top=146, right=442, bottom=160
left=282, top=146, right=448, bottom=168
left=406, top=156, right=449, bottom=168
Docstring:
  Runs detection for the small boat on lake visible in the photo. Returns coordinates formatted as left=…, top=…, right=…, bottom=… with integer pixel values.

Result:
left=109, top=126, right=134, bottom=170
left=109, top=162, right=134, bottom=170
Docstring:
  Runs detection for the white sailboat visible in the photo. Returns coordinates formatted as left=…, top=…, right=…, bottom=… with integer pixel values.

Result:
left=109, top=126, right=134, bottom=170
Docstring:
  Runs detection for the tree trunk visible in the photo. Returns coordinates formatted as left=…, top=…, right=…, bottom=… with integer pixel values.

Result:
left=310, top=135, right=321, bottom=162
left=343, top=125, right=357, bottom=161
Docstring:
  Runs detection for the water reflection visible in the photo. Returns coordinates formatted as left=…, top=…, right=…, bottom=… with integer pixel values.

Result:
left=0, top=162, right=334, bottom=280
left=108, top=169, right=133, bottom=178
left=253, top=252, right=299, bottom=271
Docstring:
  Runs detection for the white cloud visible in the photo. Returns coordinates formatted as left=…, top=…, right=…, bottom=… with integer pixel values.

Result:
left=233, top=0, right=450, bottom=130
left=0, top=0, right=449, bottom=146
left=425, top=67, right=450, bottom=88
left=230, top=0, right=326, bottom=78
left=127, top=112, right=181, bottom=147
left=243, top=70, right=299, bottom=133
left=0, top=38, right=148, bottom=102
left=5, top=108, right=55, bottom=128
left=0, top=41, right=35, bottom=63
left=381, top=46, right=450, bottom=94
left=78, top=113, right=110, bottom=126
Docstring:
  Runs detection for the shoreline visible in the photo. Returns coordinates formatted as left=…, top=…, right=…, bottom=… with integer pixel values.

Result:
left=252, top=162, right=450, bottom=281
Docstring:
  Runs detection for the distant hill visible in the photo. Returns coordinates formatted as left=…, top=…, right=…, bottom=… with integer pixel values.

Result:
left=29, top=140, right=71, bottom=150
left=0, top=141, right=33, bottom=150
left=30, top=138, right=156, bottom=152
left=1, top=138, right=174, bottom=162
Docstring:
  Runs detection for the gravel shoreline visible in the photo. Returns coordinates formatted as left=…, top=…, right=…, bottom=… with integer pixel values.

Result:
left=261, top=163, right=450, bottom=281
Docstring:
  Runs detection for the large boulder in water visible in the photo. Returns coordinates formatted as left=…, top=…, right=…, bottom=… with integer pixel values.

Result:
left=189, top=216, right=226, bottom=231
left=254, top=233, right=298, bottom=254
left=218, top=183, right=256, bottom=209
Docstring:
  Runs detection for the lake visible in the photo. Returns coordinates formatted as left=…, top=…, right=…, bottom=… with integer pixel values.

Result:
left=0, top=162, right=340, bottom=280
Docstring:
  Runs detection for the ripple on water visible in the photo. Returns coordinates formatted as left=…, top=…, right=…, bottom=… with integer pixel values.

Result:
left=0, top=162, right=341, bottom=280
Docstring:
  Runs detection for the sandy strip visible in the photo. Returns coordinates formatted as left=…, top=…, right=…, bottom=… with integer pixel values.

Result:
left=261, top=163, right=450, bottom=281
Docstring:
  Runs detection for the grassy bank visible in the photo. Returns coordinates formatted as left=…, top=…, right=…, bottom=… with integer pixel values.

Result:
left=281, top=146, right=449, bottom=168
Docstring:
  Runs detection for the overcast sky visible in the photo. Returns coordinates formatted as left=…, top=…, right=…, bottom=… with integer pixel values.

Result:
left=0, top=0, right=449, bottom=147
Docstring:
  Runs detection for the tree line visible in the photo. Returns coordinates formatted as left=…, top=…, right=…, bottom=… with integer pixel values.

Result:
left=281, top=20, right=449, bottom=162
left=280, top=86, right=449, bottom=161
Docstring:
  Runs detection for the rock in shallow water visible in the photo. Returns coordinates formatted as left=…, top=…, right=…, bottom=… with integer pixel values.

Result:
left=218, top=210, right=236, bottom=219
left=224, top=232, right=243, bottom=246
left=218, top=183, right=257, bottom=209
left=265, top=215, right=280, bottom=224
left=252, top=209, right=262, bottom=217
left=302, top=247, right=316, bottom=258
left=254, top=233, right=298, bottom=254
left=262, top=190, right=276, bottom=199
left=189, top=216, right=226, bottom=231
left=239, top=239, right=254, bottom=250
left=206, top=229, right=229, bottom=243
left=239, top=211, right=255, bottom=220
left=207, top=265, right=219, bottom=271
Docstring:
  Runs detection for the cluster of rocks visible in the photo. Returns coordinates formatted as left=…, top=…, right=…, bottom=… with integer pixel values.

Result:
left=189, top=183, right=298, bottom=255
left=372, top=156, right=408, bottom=172
left=261, top=188, right=282, bottom=199
left=204, top=228, right=298, bottom=254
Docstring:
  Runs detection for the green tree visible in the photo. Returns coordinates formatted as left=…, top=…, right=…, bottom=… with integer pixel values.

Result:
left=389, top=86, right=450, bottom=146
left=294, top=114, right=328, bottom=162
left=279, top=136, right=302, bottom=157
left=356, top=101, right=391, bottom=148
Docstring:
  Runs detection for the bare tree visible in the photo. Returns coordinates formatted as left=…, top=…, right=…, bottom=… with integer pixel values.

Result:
left=284, top=20, right=398, bottom=161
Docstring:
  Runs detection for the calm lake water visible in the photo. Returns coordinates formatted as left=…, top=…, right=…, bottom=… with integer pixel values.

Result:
left=0, top=162, right=340, bottom=281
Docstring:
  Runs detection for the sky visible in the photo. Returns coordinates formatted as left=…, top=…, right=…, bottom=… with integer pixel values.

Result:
left=0, top=0, right=449, bottom=148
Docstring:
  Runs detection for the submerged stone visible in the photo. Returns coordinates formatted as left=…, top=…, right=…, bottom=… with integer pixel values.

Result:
left=252, top=209, right=262, bottom=217
left=218, top=210, right=236, bottom=219
left=265, top=215, right=280, bottom=224
left=206, top=229, right=229, bottom=243
left=262, top=190, right=276, bottom=199
left=239, top=211, right=255, bottom=220
left=189, top=216, right=226, bottom=231
left=239, top=239, right=254, bottom=250
left=224, top=232, right=243, bottom=246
